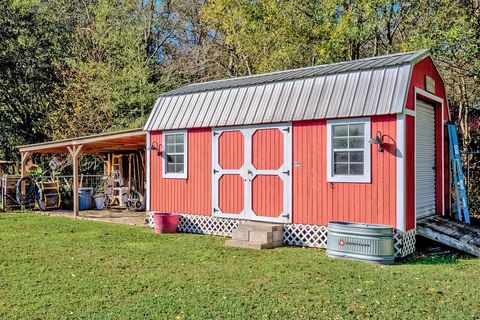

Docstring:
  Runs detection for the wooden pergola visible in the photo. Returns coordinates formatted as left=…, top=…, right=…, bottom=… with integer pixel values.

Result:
left=17, top=129, right=147, bottom=217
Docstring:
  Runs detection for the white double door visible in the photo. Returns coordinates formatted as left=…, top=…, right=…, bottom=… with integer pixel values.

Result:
left=212, top=124, right=292, bottom=223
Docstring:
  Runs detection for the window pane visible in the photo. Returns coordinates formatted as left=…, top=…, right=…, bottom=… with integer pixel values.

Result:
left=175, top=143, right=184, bottom=153
left=166, top=154, right=175, bottom=164
left=334, top=163, right=348, bottom=175
left=334, top=151, right=348, bottom=162
left=166, top=144, right=175, bottom=153
left=349, top=137, right=364, bottom=148
left=175, top=164, right=184, bottom=173
left=166, top=163, right=176, bottom=173
left=165, top=135, right=175, bottom=144
left=333, top=137, right=348, bottom=149
left=175, top=134, right=184, bottom=144
left=350, top=163, right=364, bottom=175
left=333, top=125, right=348, bottom=137
left=350, top=151, right=364, bottom=163
left=349, top=124, right=364, bottom=136
left=176, top=155, right=184, bottom=165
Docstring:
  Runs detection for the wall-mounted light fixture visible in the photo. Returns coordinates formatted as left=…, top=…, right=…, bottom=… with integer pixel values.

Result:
left=369, top=131, right=384, bottom=152
left=148, top=141, right=162, bottom=156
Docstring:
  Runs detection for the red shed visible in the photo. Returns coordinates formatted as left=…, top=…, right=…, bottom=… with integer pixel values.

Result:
left=145, top=50, right=449, bottom=256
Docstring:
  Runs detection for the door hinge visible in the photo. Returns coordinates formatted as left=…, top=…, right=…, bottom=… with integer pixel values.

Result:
left=281, top=213, right=290, bottom=219
left=213, top=169, right=219, bottom=174
left=282, top=127, right=290, bottom=133
left=282, top=170, right=290, bottom=176
left=213, top=208, right=219, bottom=213
left=213, top=131, right=219, bottom=136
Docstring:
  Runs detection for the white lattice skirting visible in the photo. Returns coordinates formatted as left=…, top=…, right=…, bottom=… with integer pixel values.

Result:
left=393, top=229, right=416, bottom=258
left=147, top=213, right=416, bottom=257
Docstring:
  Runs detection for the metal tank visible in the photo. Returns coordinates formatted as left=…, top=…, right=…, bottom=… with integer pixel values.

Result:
left=327, top=222, right=395, bottom=264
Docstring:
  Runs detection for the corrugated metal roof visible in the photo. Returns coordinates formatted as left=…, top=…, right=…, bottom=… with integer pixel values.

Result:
left=145, top=49, right=430, bottom=131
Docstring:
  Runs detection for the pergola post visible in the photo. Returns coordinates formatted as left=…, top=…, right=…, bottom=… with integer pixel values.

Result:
left=20, top=151, right=32, bottom=177
left=67, top=145, right=83, bottom=217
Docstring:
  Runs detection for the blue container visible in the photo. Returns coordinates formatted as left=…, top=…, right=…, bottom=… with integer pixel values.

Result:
left=78, top=188, right=93, bottom=210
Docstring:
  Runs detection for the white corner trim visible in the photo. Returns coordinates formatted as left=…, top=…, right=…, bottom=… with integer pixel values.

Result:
left=146, top=131, right=151, bottom=211
left=396, top=114, right=406, bottom=231
left=326, top=117, right=371, bottom=183
left=162, top=129, right=188, bottom=179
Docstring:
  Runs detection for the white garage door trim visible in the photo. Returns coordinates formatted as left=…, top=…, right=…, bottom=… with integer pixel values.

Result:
left=413, top=87, right=446, bottom=226
left=415, top=99, right=437, bottom=221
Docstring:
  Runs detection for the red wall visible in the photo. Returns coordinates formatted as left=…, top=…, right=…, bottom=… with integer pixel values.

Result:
left=150, top=115, right=398, bottom=227
left=292, top=115, right=397, bottom=226
left=405, top=57, right=449, bottom=229
left=149, top=128, right=212, bottom=215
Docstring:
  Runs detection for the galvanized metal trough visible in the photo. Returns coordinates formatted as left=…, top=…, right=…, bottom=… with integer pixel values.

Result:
left=327, top=222, right=395, bottom=264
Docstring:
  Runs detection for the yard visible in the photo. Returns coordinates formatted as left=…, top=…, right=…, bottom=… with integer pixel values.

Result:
left=0, top=213, right=479, bottom=319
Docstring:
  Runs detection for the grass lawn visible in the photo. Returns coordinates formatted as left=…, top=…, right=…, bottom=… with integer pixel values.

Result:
left=1, top=213, right=479, bottom=319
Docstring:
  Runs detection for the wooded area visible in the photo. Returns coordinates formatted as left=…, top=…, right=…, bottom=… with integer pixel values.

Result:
left=0, top=0, right=479, bottom=160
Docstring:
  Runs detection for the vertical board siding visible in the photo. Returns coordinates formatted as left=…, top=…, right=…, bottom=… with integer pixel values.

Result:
left=405, top=57, right=450, bottom=229
left=252, top=128, right=284, bottom=170
left=219, top=174, right=244, bottom=213
left=252, top=175, right=283, bottom=217
left=292, top=115, right=397, bottom=226
left=149, top=128, right=211, bottom=215
left=219, top=130, right=244, bottom=169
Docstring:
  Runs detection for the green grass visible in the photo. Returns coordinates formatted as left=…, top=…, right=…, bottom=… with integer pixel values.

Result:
left=0, top=213, right=479, bottom=319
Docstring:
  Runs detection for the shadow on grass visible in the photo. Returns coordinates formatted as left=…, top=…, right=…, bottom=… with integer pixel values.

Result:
left=394, top=235, right=478, bottom=265
left=397, top=253, right=465, bottom=265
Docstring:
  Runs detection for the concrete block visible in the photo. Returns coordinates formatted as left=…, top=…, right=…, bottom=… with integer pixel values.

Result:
left=225, top=239, right=279, bottom=250
left=240, top=221, right=283, bottom=232
left=249, top=230, right=273, bottom=243
left=272, top=230, right=283, bottom=243
left=231, top=229, right=250, bottom=241
left=236, top=224, right=256, bottom=232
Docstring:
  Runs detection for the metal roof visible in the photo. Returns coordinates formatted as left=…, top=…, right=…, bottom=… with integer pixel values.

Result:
left=145, top=50, right=430, bottom=131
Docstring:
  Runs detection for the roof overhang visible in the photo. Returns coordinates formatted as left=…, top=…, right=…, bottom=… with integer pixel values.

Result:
left=17, top=129, right=146, bottom=154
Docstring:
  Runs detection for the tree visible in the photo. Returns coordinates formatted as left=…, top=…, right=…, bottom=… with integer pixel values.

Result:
left=0, top=0, right=72, bottom=160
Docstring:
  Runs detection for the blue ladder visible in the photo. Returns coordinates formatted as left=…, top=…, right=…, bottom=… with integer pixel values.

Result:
left=447, top=122, right=470, bottom=224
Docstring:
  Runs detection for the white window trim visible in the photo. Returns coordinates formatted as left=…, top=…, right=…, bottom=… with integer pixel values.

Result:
left=162, top=130, right=188, bottom=179
left=327, top=117, right=371, bottom=183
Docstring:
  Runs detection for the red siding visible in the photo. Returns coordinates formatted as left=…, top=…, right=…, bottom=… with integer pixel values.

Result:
left=405, top=115, right=416, bottom=229
left=219, top=131, right=244, bottom=170
left=219, top=174, right=244, bottom=214
left=149, top=128, right=212, bottom=215
left=292, top=115, right=397, bottom=226
left=252, top=128, right=284, bottom=170
left=405, top=57, right=449, bottom=229
left=252, top=175, right=284, bottom=217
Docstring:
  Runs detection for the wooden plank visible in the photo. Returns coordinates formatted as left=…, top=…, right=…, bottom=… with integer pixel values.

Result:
left=417, top=225, right=480, bottom=257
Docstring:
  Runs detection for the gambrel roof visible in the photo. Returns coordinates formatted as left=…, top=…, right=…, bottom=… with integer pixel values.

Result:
left=145, top=49, right=430, bottom=131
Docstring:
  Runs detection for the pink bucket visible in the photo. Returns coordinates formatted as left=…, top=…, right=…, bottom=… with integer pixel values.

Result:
left=153, top=212, right=180, bottom=234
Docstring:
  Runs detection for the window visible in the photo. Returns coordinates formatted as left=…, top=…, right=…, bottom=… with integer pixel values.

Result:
left=163, top=131, right=187, bottom=179
left=327, top=118, right=371, bottom=183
